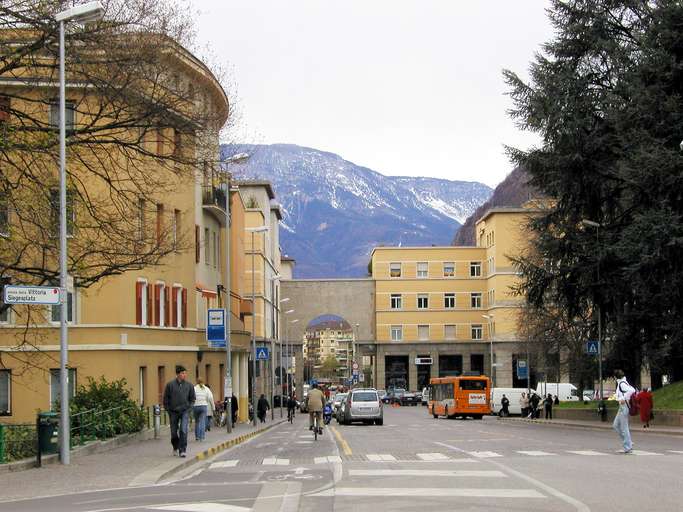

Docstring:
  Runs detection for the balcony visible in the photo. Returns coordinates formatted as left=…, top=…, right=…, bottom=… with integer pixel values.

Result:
left=202, top=186, right=227, bottom=224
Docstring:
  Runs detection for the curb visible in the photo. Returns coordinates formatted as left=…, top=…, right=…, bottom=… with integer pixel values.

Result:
left=499, top=417, right=683, bottom=437
left=151, top=420, right=285, bottom=484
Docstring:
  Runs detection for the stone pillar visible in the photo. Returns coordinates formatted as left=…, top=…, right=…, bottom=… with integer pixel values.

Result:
left=461, top=346, right=471, bottom=374
left=375, top=346, right=386, bottom=389
left=239, top=353, right=249, bottom=422
left=495, top=344, right=514, bottom=388
left=408, top=349, right=418, bottom=391
left=295, top=345, right=304, bottom=393
left=231, top=350, right=240, bottom=419
left=430, top=351, right=439, bottom=380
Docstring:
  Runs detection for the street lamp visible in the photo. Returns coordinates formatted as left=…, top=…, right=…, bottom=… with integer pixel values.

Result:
left=270, top=274, right=281, bottom=420
left=54, top=0, right=105, bottom=466
left=482, top=314, right=495, bottom=387
left=246, top=225, right=268, bottom=426
left=221, top=152, right=249, bottom=433
left=581, top=218, right=606, bottom=422
left=277, top=298, right=290, bottom=418
left=281, top=306, right=295, bottom=402
left=289, top=319, right=299, bottom=395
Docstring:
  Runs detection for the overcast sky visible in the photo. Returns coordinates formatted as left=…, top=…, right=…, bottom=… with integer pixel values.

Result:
left=195, top=1, right=554, bottom=188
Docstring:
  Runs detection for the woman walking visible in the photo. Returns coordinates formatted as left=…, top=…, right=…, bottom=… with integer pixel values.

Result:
left=519, top=392, right=529, bottom=418
left=638, top=387, right=654, bottom=428
left=193, top=379, right=214, bottom=441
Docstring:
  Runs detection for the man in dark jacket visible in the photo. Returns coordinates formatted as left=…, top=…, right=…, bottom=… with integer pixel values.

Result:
left=231, top=394, right=238, bottom=426
left=530, top=392, right=541, bottom=418
left=257, top=394, right=270, bottom=423
left=500, top=394, right=510, bottom=417
left=163, top=365, right=195, bottom=457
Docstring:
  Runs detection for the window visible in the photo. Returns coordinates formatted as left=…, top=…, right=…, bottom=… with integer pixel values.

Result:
left=390, top=294, right=402, bottom=309
left=0, top=304, right=9, bottom=323
left=444, top=324, right=456, bottom=340
left=49, top=368, right=76, bottom=410
left=470, top=261, right=482, bottom=277
left=471, top=354, right=485, bottom=374
left=443, top=262, right=455, bottom=277
left=0, top=370, right=10, bottom=415
left=171, top=286, right=187, bottom=327
left=153, top=283, right=166, bottom=327
left=488, top=289, right=495, bottom=307
left=204, top=227, right=210, bottom=264
left=418, top=324, right=429, bottom=341
left=138, top=367, right=146, bottom=405
left=156, top=204, right=164, bottom=244
left=417, top=294, right=429, bottom=309
left=390, top=325, right=402, bottom=341
left=417, top=262, right=428, bottom=278
left=0, top=194, right=8, bottom=237
left=389, top=262, right=401, bottom=278
left=470, top=292, right=482, bottom=309
left=49, top=100, right=75, bottom=133
left=136, top=281, right=148, bottom=326
left=213, top=231, right=218, bottom=267
left=471, top=324, right=483, bottom=340
left=173, top=209, right=181, bottom=249
left=444, top=293, right=455, bottom=309
left=51, top=291, right=75, bottom=323
left=488, top=256, right=495, bottom=274
left=50, top=188, right=75, bottom=237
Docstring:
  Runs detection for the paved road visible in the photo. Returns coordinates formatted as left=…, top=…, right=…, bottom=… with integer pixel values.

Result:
left=2, top=406, right=682, bottom=511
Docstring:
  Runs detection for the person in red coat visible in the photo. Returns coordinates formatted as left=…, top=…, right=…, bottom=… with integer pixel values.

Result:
left=638, top=387, right=654, bottom=428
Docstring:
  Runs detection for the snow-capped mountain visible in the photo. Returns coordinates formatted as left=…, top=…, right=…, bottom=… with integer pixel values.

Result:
left=221, top=144, right=492, bottom=278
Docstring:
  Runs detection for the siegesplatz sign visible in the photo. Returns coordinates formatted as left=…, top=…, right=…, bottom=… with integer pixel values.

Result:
left=3, top=285, right=62, bottom=305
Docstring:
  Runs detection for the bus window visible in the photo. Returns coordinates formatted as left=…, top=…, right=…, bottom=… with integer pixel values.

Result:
left=459, top=379, right=487, bottom=390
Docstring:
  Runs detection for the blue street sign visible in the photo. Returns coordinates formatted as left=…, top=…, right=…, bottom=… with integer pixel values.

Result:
left=256, top=347, right=270, bottom=360
left=585, top=340, right=599, bottom=356
left=516, top=360, right=528, bottom=380
left=206, top=309, right=226, bottom=348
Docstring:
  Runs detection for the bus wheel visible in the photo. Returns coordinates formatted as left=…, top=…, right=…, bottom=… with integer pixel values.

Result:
left=473, top=415, right=483, bottom=420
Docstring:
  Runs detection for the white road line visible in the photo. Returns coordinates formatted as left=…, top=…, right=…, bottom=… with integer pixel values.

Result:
left=517, top=451, right=556, bottom=456
left=210, top=460, right=239, bottom=469
left=312, top=487, right=544, bottom=498
left=566, top=450, right=606, bottom=456
left=314, top=456, right=342, bottom=464
left=150, top=504, right=251, bottom=512
left=416, top=452, right=450, bottom=461
left=349, top=469, right=506, bottom=478
left=468, top=451, right=502, bottom=458
left=366, top=454, right=397, bottom=461
left=631, top=450, right=661, bottom=456
left=262, top=457, right=290, bottom=465
left=668, top=450, right=683, bottom=454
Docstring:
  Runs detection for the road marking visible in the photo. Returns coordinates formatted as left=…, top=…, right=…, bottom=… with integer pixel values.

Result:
left=330, top=426, right=352, bottom=455
left=566, top=450, right=605, bottom=456
left=150, top=504, right=251, bottom=512
left=516, top=451, right=556, bottom=456
left=367, top=454, right=397, bottom=461
left=631, top=450, right=661, bottom=456
left=468, top=451, right=502, bottom=458
left=314, top=455, right=342, bottom=464
left=262, top=457, right=290, bottom=465
left=349, top=469, right=506, bottom=478
left=668, top=450, right=683, bottom=454
left=295, top=441, right=313, bottom=444
left=417, top=452, right=450, bottom=461
left=210, top=460, right=239, bottom=469
left=312, top=487, right=543, bottom=498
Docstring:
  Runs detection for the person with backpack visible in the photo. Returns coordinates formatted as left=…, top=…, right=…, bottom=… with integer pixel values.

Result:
left=530, top=392, right=541, bottom=418
left=500, top=394, right=510, bottom=417
left=613, top=369, right=636, bottom=454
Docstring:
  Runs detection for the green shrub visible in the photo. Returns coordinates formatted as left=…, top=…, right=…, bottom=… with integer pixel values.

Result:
left=3, top=424, right=37, bottom=462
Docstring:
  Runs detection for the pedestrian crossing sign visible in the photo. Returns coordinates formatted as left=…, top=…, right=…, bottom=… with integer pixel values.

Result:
left=585, top=340, right=599, bottom=355
left=256, top=347, right=270, bottom=360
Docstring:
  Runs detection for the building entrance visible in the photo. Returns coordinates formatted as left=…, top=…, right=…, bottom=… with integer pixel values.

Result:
left=439, top=355, right=463, bottom=377
left=385, top=355, right=409, bottom=390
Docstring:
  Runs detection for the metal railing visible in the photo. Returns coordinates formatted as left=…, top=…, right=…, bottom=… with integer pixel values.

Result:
left=202, top=185, right=227, bottom=210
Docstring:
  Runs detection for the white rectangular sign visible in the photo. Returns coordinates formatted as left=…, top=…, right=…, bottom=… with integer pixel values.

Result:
left=468, top=393, right=487, bottom=405
left=3, top=285, right=62, bottom=305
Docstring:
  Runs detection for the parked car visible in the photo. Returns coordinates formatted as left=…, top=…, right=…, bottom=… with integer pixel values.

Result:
left=332, top=392, right=347, bottom=413
left=387, top=388, right=406, bottom=404
left=421, top=387, right=430, bottom=406
left=401, top=391, right=420, bottom=406
left=340, top=388, right=383, bottom=425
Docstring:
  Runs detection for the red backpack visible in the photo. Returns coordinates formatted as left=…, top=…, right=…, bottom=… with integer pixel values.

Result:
left=620, top=382, right=639, bottom=416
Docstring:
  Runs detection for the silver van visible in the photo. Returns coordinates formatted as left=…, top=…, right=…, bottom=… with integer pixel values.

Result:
left=340, top=388, right=383, bottom=425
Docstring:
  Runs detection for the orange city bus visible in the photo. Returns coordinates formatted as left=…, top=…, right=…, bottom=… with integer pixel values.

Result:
left=428, top=375, right=491, bottom=420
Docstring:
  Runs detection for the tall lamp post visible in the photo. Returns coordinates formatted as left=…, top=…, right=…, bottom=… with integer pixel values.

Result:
left=54, top=1, right=105, bottom=466
left=281, top=306, right=295, bottom=399
left=269, top=274, right=281, bottom=420
left=288, top=319, right=299, bottom=396
left=221, top=153, right=249, bottom=433
left=581, top=219, right=606, bottom=422
left=278, top=298, right=290, bottom=417
left=246, top=225, right=269, bottom=426
left=482, top=314, right=495, bottom=387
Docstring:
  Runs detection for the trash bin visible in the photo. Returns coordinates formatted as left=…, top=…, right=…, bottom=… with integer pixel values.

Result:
left=37, top=411, right=59, bottom=455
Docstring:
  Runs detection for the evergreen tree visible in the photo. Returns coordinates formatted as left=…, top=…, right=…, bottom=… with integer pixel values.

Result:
left=505, top=1, right=683, bottom=384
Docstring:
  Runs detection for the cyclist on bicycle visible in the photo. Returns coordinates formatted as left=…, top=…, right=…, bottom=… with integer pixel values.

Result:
left=306, top=381, right=325, bottom=434
left=287, top=394, right=297, bottom=421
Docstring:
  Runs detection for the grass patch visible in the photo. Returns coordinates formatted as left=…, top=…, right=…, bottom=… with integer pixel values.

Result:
left=556, top=381, right=683, bottom=410
left=556, top=400, right=618, bottom=410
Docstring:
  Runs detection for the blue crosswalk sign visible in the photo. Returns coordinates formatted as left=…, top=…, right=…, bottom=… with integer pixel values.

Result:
left=256, top=347, right=270, bottom=360
left=585, top=340, right=599, bottom=356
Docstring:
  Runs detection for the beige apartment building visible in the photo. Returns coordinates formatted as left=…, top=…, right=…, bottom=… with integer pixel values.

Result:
left=371, top=205, right=537, bottom=390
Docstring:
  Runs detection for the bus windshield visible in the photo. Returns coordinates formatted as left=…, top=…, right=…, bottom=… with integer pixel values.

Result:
left=459, top=379, right=487, bottom=390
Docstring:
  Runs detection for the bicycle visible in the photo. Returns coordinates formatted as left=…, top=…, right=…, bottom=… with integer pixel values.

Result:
left=312, top=412, right=322, bottom=440
left=288, top=408, right=294, bottom=424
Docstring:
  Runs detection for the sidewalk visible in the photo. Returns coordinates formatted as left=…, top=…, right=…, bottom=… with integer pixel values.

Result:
left=0, top=416, right=285, bottom=502
left=500, top=416, right=683, bottom=436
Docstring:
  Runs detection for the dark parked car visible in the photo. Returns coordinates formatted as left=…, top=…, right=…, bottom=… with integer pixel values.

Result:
left=401, top=391, right=420, bottom=406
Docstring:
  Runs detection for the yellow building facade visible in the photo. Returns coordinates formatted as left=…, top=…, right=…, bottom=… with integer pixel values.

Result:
left=371, top=206, right=537, bottom=390
left=0, top=40, right=257, bottom=424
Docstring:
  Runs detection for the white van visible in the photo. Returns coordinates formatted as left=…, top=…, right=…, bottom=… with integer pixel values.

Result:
left=536, top=382, right=580, bottom=402
left=490, top=388, right=530, bottom=415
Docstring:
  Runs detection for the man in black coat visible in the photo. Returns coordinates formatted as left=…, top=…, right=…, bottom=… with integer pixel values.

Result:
left=163, top=365, right=195, bottom=457
left=231, top=394, right=238, bottom=426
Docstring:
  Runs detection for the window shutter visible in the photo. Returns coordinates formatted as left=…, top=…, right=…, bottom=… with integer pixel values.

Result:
left=154, top=284, right=161, bottom=326
left=172, top=287, right=178, bottom=327
left=147, top=284, right=153, bottom=325
left=181, top=288, right=187, bottom=327
left=135, top=282, right=143, bottom=325
left=164, top=285, right=170, bottom=327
